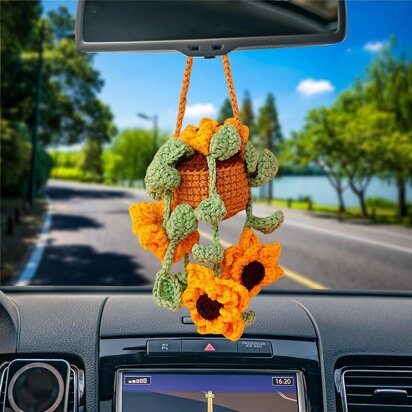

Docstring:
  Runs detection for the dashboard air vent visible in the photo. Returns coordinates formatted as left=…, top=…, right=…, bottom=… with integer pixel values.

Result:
left=68, top=364, right=85, bottom=412
left=340, top=369, right=412, bottom=412
left=0, top=360, right=84, bottom=412
left=0, top=362, right=9, bottom=409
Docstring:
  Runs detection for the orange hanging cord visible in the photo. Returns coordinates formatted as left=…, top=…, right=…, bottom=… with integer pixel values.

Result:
left=222, top=54, right=242, bottom=132
left=174, top=55, right=242, bottom=137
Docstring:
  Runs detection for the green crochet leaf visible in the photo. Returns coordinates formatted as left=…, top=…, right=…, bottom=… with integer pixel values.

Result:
left=175, top=270, right=188, bottom=291
left=249, top=210, right=284, bottom=234
left=165, top=204, right=198, bottom=242
left=145, top=162, right=181, bottom=200
left=153, top=271, right=182, bottom=311
left=155, top=138, right=194, bottom=165
left=192, top=243, right=224, bottom=264
left=248, top=149, right=279, bottom=187
left=245, top=141, right=258, bottom=174
left=242, top=310, right=256, bottom=327
left=194, top=194, right=226, bottom=224
left=209, top=124, right=241, bottom=161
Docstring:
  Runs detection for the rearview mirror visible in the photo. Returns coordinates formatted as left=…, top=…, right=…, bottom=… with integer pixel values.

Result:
left=76, top=0, right=347, bottom=56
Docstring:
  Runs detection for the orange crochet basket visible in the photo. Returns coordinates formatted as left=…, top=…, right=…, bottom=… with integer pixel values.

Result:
left=174, top=152, right=249, bottom=219
left=171, top=56, right=249, bottom=219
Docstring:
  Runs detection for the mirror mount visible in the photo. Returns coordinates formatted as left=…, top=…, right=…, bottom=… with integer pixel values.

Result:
left=76, top=0, right=347, bottom=56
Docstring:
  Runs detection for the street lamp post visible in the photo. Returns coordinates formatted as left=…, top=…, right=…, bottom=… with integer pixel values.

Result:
left=28, top=23, right=45, bottom=207
left=137, top=112, right=158, bottom=156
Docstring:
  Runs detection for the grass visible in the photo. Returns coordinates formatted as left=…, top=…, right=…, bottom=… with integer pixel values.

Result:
left=254, top=197, right=412, bottom=227
left=1, top=197, right=47, bottom=284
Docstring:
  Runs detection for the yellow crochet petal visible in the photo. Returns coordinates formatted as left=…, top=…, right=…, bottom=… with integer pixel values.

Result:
left=182, top=263, right=250, bottom=341
left=221, top=229, right=283, bottom=297
left=129, top=201, right=198, bottom=264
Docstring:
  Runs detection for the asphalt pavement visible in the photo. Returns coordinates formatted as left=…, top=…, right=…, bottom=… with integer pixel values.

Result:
left=16, top=180, right=412, bottom=290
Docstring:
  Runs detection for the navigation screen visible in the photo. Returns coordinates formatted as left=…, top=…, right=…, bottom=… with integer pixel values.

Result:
left=118, top=371, right=300, bottom=412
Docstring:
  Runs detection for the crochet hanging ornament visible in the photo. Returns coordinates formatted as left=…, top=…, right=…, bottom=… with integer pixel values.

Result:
left=129, top=55, right=284, bottom=341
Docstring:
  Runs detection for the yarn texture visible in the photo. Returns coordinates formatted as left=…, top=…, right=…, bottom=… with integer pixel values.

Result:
left=182, top=263, right=250, bottom=341
left=128, top=55, right=284, bottom=341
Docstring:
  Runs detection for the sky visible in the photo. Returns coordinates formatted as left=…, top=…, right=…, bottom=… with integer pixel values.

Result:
left=42, top=0, right=412, bottom=139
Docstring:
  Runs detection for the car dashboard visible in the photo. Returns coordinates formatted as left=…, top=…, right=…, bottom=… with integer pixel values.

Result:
left=1, top=289, right=412, bottom=411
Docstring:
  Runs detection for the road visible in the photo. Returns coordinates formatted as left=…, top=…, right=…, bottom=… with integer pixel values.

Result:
left=16, top=180, right=412, bottom=290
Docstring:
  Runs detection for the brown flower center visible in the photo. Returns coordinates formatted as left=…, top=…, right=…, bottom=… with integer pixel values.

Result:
left=241, top=261, right=265, bottom=291
left=196, top=294, right=223, bottom=321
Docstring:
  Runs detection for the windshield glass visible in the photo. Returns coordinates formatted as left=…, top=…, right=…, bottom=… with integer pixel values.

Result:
left=1, top=0, right=411, bottom=290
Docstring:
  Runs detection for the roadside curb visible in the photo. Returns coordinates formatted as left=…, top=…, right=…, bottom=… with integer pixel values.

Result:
left=15, top=194, right=53, bottom=286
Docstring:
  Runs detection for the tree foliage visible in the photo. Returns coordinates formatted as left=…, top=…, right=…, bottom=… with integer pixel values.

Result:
left=240, top=90, right=255, bottom=136
left=362, top=37, right=412, bottom=216
left=256, top=93, right=283, bottom=202
left=288, top=107, right=349, bottom=212
left=217, top=98, right=233, bottom=123
left=103, top=129, right=154, bottom=185
left=257, top=93, right=283, bottom=150
left=1, top=121, right=32, bottom=196
left=337, top=97, right=397, bottom=216
left=286, top=36, right=412, bottom=217
left=1, top=3, right=115, bottom=146
left=1, top=2, right=116, bottom=196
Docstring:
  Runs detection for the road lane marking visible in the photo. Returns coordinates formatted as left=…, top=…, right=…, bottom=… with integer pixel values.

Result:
left=16, top=194, right=52, bottom=286
left=281, top=268, right=328, bottom=290
left=342, top=225, right=412, bottom=242
left=254, top=203, right=412, bottom=242
left=53, top=183, right=329, bottom=289
left=284, top=220, right=412, bottom=255
left=198, top=230, right=328, bottom=290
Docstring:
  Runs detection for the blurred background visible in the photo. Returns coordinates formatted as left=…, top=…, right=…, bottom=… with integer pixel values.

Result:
left=1, top=0, right=411, bottom=290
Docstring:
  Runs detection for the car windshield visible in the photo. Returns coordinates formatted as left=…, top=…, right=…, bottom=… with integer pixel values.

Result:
left=1, top=0, right=411, bottom=291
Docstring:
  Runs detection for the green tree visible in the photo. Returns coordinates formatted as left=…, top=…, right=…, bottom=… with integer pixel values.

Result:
left=103, top=129, right=153, bottom=186
left=257, top=93, right=283, bottom=203
left=288, top=107, right=348, bottom=213
left=364, top=36, right=412, bottom=216
left=82, top=139, right=103, bottom=181
left=338, top=101, right=397, bottom=217
left=1, top=1, right=41, bottom=120
left=1, top=3, right=116, bottom=197
left=2, top=4, right=115, bottom=147
left=240, top=90, right=255, bottom=136
left=257, top=93, right=283, bottom=149
left=42, top=8, right=114, bottom=146
left=0, top=121, right=32, bottom=196
left=81, top=100, right=117, bottom=180
left=217, top=98, right=233, bottom=123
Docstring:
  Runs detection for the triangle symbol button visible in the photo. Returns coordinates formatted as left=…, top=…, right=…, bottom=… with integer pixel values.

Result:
left=204, top=343, right=216, bottom=352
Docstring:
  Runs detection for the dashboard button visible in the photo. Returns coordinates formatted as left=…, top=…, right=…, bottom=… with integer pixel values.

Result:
left=237, top=340, right=272, bottom=356
left=182, top=339, right=237, bottom=355
left=147, top=339, right=182, bottom=355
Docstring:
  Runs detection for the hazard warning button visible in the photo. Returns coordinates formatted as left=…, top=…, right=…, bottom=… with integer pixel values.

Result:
left=204, top=343, right=216, bottom=352
left=181, top=339, right=237, bottom=355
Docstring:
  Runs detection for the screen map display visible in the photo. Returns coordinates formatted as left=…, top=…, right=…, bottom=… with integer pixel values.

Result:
left=118, top=371, right=300, bottom=412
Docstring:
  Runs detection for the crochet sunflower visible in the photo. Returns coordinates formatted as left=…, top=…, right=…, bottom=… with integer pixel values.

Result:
left=129, top=56, right=284, bottom=341
left=221, top=229, right=283, bottom=298
left=182, top=263, right=250, bottom=341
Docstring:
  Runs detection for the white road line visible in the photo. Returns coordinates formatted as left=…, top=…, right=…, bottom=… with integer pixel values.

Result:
left=16, top=195, right=52, bottom=286
left=285, top=220, right=412, bottom=255
left=284, top=214, right=412, bottom=242
left=343, top=225, right=412, bottom=242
